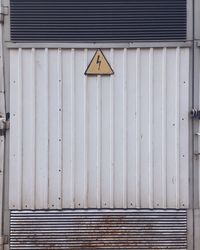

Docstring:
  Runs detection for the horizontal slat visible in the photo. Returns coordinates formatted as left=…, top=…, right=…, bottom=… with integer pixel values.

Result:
left=10, top=209, right=187, bottom=250
left=10, top=0, right=186, bottom=42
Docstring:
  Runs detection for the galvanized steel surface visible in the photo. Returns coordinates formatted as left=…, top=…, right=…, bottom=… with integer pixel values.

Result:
left=9, top=47, right=190, bottom=210
left=10, top=209, right=187, bottom=250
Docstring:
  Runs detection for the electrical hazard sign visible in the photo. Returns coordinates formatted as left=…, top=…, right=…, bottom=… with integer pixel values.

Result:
left=85, top=49, right=114, bottom=76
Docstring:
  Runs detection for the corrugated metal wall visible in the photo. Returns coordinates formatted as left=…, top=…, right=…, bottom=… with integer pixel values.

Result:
left=9, top=47, right=190, bottom=210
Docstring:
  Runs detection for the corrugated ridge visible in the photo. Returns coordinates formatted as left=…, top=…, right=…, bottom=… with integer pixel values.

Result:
left=10, top=210, right=187, bottom=250
left=10, top=0, right=186, bottom=42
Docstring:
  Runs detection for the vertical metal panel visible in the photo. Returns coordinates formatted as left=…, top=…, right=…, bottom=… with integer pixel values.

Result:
left=101, top=65, right=111, bottom=208
left=9, top=47, right=190, bottom=209
left=166, top=49, right=178, bottom=207
left=161, top=48, right=167, bottom=208
left=136, top=48, right=141, bottom=208
left=126, top=49, right=137, bottom=208
left=140, top=49, right=152, bottom=208
left=113, top=49, right=124, bottom=208
left=10, top=49, right=22, bottom=209
left=148, top=48, right=154, bottom=209
left=74, top=50, right=86, bottom=208
left=109, top=49, right=114, bottom=209
left=21, top=49, right=35, bottom=209
left=83, top=49, right=88, bottom=209
left=179, top=48, right=190, bottom=208
left=35, top=49, right=49, bottom=209
left=62, top=49, right=74, bottom=209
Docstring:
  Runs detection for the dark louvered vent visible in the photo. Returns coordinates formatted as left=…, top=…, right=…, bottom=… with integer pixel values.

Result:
left=10, top=0, right=187, bottom=42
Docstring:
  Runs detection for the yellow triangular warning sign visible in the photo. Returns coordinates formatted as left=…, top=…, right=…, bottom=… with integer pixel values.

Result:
left=85, top=49, right=114, bottom=76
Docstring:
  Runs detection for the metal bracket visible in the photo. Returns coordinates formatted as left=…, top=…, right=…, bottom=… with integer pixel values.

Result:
left=194, top=133, right=200, bottom=156
left=0, top=235, right=8, bottom=245
left=0, top=115, right=9, bottom=136
left=190, top=108, right=200, bottom=119
left=0, top=5, right=8, bottom=23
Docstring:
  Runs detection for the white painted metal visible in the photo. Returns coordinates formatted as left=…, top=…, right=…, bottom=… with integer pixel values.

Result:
left=9, top=47, right=190, bottom=210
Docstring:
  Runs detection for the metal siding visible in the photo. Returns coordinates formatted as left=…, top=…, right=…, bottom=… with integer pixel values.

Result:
left=0, top=18, right=6, bottom=242
left=10, top=0, right=187, bottom=42
left=10, top=209, right=187, bottom=250
left=35, top=49, right=49, bottom=209
left=9, top=47, right=190, bottom=210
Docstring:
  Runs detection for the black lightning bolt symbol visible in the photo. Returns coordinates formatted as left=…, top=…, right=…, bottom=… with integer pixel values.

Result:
left=96, top=55, right=101, bottom=70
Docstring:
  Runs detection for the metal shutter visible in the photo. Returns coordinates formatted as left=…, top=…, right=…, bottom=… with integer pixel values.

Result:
left=10, top=210, right=187, bottom=249
left=10, top=0, right=187, bottom=42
